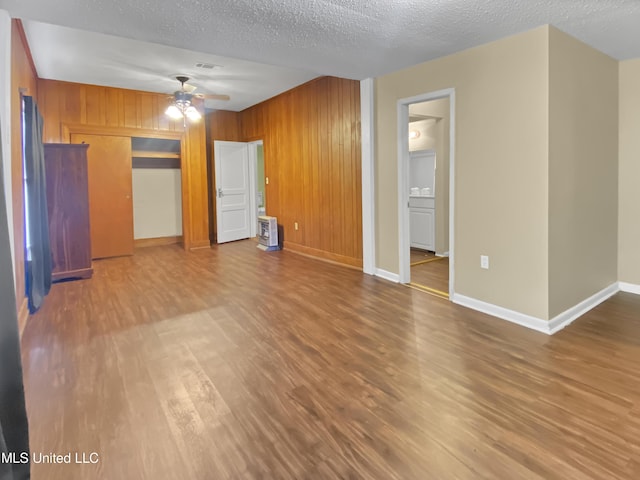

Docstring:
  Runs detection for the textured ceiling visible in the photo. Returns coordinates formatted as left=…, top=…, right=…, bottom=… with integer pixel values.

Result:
left=19, top=21, right=318, bottom=112
left=2, top=0, right=640, bottom=109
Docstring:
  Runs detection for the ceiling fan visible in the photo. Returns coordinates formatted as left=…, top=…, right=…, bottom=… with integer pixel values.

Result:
left=165, top=75, right=230, bottom=123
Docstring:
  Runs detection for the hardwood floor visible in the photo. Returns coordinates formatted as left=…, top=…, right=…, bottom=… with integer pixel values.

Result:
left=21, top=240, right=640, bottom=479
left=410, top=248, right=437, bottom=264
left=410, top=256, right=449, bottom=295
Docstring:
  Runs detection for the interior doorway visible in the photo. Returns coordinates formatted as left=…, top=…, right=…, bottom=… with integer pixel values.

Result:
left=253, top=141, right=266, bottom=219
left=397, top=89, right=455, bottom=298
left=212, top=139, right=264, bottom=243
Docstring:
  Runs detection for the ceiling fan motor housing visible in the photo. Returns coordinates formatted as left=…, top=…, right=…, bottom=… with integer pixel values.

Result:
left=174, top=90, right=193, bottom=107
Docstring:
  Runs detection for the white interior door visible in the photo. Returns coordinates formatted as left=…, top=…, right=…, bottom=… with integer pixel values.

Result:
left=214, top=141, right=252, bottom=243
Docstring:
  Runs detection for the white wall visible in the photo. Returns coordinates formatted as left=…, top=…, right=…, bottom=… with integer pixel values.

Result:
left=409, top=151, right=435, bottom=193
left=0, top=10, right=14, bottom=279
left=408, top=119, right=437, bottom=151
left=547, top=27, right=618, bottom=317
left=376, top=26, right=550, bottom=319
left=619, top=59, right=640, bottom=286
left=132, top=169, right=182, bottom=239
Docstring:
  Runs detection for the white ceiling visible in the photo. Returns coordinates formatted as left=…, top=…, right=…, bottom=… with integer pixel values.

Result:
left=20, top=21, right=318, bottom=112
left=2, top=0, right=640, bottom=111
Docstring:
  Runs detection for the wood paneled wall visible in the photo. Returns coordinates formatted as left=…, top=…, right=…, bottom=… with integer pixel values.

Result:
left=11, top=19, right=38, bottom=329
left=37, top=80, right=186, bottom=143
left=37, top=79, right=210, bottom=249
left=240, top=77, right=362, bottom=267
left=209, top=110, right=241, bottom=142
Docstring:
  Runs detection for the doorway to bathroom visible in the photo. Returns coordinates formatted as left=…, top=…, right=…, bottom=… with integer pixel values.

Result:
left=398, top=89, right=455, bottom=298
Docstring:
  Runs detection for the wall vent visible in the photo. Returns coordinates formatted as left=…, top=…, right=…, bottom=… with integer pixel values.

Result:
left=195, top=62, right=219, bottom=69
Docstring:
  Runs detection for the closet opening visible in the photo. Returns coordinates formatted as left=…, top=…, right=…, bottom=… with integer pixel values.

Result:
left=131, top=137, right=183, bottom=248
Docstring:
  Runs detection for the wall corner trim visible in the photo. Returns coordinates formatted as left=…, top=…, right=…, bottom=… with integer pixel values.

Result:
left=619, top=282, right=640, bottom=295
left=374, top=269, right=400, bottom=283
left=547, top=283, right=620, bottom=334
left=451, top=293, right=551, bottom=334
left=360, top=78, right=376, bottom=275
left=452, top=282, right=620, bottom=335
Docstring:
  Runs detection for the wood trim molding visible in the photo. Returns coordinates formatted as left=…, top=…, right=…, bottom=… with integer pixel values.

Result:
left=62, top=123, right=184, bottom=143
left=242, top=135, right=265, bottom=143
left=134, top=236, right=183, bottom=248
left=283, top=241, right=363, bottom=269
left=188, top=241, right=212, bottom=250
left=18, top=297, right=29, bottom=339
left=179, top=133, right=192, bottom=249
left=63, top=123, right=203, bottom=252
left=14, top=19, right=38, bottom=80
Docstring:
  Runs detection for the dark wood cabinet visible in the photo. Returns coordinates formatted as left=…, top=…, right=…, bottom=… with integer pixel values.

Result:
left=45, top=143, right=93, bottom=281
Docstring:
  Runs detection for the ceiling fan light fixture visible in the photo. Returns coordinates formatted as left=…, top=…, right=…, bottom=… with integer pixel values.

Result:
left=185, top=105, right=201, bottom=121
left=165, top=104, right=183, bottom=120
left=165, top=76, right=207, bottom=125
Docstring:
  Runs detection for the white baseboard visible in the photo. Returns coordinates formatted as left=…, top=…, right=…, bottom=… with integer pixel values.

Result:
left=548, top=283, right=619, bottom=334
left=436, top=251, right=450, bottom=257
left=452, top=282, right=620, bottom=335
left=451, top=293, right=552, bottom=334
left=375, top=268, right=400, bottom=283
left=619, top=282, right=640, bottom=295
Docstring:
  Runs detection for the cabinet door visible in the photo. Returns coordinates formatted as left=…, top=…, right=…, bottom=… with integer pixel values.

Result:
left=410, top=208, right=435, bottom=251
left=71, top=134, right=133, bottom=259
left=45, top=144, right=93, bottom=280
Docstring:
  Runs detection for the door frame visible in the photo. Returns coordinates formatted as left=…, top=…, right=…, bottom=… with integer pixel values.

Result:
left=397, top=88, right=456, bottom=297
left=213, top=140, right=251, bottom=243
left=212, top=140, right=263, bottom=242
left=64, top=123, right=189, bottom=248
left=247, top=139, right=264, bottom=238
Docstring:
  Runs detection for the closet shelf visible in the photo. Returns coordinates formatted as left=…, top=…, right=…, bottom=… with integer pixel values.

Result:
left=131, top=150, right=180, bottom=159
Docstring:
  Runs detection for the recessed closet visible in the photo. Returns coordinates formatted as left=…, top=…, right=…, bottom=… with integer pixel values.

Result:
left=64, top=132, right=184, bottom=260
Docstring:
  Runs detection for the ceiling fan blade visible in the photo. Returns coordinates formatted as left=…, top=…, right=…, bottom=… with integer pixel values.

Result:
left=182, top=83, right=198, bottom=93
left=196, top=93, right=231, bottom=101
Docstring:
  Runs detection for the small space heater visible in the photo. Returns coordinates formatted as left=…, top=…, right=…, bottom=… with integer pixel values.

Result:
left=257, top=215, right=279, bottom=251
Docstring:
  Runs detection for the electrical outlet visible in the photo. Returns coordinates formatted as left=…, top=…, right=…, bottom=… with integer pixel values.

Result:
left=480, top=255, right=489, bottom=269
left=294, top=222, right=299, bottom=231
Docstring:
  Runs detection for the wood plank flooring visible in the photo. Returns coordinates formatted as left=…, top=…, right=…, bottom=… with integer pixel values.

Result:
left=410, top=257, right=449, bottom=295
left=21, top=240, right=640, bottom=479
left=410, top=248, right=437, bottom=265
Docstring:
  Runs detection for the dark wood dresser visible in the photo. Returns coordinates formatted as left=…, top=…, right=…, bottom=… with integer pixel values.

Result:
left=45, top=143, right=93, bottom=281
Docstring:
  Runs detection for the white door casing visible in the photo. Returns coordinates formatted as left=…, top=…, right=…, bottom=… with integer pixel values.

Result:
left=397, top=88, right=455, bottom=298
left=214, top=141, right=252, bottom=243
